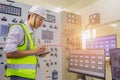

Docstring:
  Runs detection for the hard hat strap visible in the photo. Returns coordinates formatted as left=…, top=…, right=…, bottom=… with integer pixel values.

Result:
left=33, top=14, right=38, bottom=28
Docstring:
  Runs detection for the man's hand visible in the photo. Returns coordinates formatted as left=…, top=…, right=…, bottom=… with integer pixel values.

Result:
left=34, top=45, right=46, bottom=54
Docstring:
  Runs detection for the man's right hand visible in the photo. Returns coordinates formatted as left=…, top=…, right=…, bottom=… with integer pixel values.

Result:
left=34, top=45, right=46, bottom=54
left=5, top=45, right=46, bottom=58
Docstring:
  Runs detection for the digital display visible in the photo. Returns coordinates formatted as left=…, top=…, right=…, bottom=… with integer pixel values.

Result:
left=86, top=34, right=116, bottom=57
left=0, top=3, right=21, bottom=16
left=47, top=13, right=56, bottom=23
left=0, top=24, right=9, bottom=37
left=42, top=30, right=53, bottom=40
left=110, top=48, right=120, bottom=80
left=68, top=49, right=105, bottom=79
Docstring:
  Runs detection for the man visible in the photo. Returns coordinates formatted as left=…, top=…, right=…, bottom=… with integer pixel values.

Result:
left=5, top=5, right=47, bottom=80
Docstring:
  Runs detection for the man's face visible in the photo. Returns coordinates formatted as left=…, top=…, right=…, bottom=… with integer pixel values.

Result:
left=34, top=15, right=45, bottom=29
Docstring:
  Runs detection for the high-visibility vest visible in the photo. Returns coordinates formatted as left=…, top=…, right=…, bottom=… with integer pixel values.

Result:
left=6, top=23, right=37, bottom=79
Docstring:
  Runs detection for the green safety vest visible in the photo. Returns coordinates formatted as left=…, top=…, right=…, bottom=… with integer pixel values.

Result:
left=6, top=23, right=37, bottom=79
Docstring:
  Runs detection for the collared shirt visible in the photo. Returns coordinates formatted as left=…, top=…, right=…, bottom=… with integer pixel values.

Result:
left=4, top=21, right=35, bottom=53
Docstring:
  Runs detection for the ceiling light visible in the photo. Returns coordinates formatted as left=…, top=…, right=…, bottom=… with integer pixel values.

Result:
left=53, top=7, right=68, bottom=13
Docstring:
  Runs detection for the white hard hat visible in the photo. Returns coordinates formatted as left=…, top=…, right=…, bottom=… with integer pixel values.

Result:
left=29, top=5, right=47, bottom=20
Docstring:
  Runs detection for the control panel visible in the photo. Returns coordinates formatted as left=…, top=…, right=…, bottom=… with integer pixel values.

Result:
left=0, top=0, right=31, bottom=80
left=0, top=1, right=62, bottom=80
left=68, top=49, right=105, bottom=79
left=35, top=10, right=62, bottom=80
left=86, top=34, right=116, bottom=57
left=110, top=48, right=120, bottom=80
left=0, top=43, right=6, bottom=80
left=60, top=11, right=81, bottom=80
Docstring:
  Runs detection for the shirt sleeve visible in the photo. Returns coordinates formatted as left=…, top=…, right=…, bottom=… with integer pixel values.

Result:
left=4, top=25, right=24, bottom=53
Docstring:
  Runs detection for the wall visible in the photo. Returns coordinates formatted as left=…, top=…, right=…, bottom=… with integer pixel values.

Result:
left=76, top=0, right=120, bottom=29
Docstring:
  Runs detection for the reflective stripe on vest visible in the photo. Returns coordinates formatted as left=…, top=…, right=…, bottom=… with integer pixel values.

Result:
left=7, top=64, right=36, bottom=69
left=6, top=23, right=37, bottom=79
left=25, top=32, right=30, bottom=50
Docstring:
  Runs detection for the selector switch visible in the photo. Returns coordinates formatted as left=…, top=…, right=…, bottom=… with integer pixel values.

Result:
left=1, top=17, right=7, bottom=21
left=51, top=48, right=53, bottom=51
left=0, top=55, right=2, bottom=57
left=46, top=62, right=49, bottom=66
left=49, top=25, right=53, bottom=28
left=1, top=62, right=4, bottom=64
left=51, top=62, right=53, bottom=65
left=12, top=18, right=17, bottom=23
left=54, top=62, right=57, bottom=65
left=55, top=54, right=57, bottom=57
left=54, top=25, right=58, bottom=29
left=44, top=40, right=46, bottom=44
left=46, top=40, right=49, bottom=43
left=19, top=19, right=24, bottom=23
left=0, top=47, right=3, bottom=49
left=55, top=48, right=57, bottom=51
left=42, top=24, right=46, bottom=27
left=44, top=60, right=47, bottom=62
left=4, top=37, right=6, bottom=41
left=51, top=54, right=53, bottom=56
